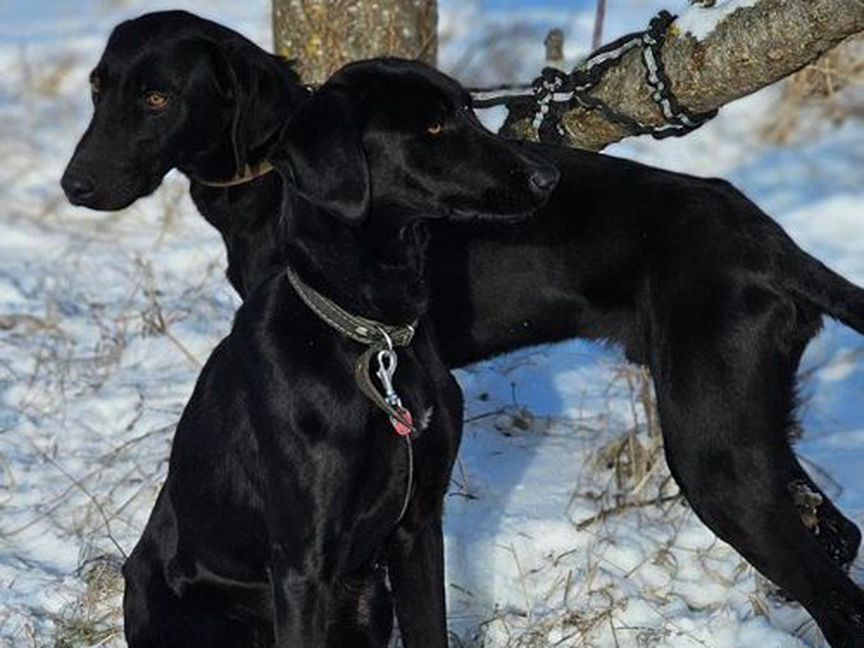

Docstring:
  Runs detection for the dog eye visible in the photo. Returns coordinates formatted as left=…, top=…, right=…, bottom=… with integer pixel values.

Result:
left=144, top=91, right=170, bottom=111
left=89, top=77, right=102, bottom=102
left=426, top=122, right=444, bottom=136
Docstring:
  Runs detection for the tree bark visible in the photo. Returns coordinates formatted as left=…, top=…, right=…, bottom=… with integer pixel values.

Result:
left=272, top=0, right=437, bottom=85
left=505, top=0, right=864, bottom=150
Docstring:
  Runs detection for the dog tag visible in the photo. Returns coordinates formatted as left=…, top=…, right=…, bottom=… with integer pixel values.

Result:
left=390, top=407, right=413, bottom=437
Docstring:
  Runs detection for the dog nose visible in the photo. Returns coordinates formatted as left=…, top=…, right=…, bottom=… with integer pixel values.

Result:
left=61, top=171, right=96, bottom=202
left=529, top=165, right=559, bottom=194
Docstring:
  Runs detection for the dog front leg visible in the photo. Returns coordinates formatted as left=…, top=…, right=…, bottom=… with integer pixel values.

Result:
left=271, top=544, right=329, bottom=648
left=386, top=515, right=448, bottom=648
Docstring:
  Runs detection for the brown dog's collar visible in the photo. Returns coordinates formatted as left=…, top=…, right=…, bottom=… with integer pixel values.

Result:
left=195, top=160, right=275, bottom=188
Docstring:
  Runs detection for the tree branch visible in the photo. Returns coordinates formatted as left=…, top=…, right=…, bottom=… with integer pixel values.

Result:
left=505, top=0, right=864, bottom=150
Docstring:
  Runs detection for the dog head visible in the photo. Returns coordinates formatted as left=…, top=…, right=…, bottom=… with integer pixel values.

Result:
left=272, top=58, right=559, bottom=229
left=61, top=10, right=302, bottom=211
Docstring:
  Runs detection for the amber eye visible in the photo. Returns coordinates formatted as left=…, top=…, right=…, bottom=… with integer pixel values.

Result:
left=89, top=76, right=102, bottom=102
left=144, top=91, right=169, bottom=110
left=426, top=122, right=443, bottom=136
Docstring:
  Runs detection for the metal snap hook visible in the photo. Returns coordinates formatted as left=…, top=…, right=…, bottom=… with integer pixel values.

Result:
left=378, top=327, right=394, bottom=353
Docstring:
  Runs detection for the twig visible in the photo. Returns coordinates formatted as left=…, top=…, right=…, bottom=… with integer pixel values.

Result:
left=573, top=494, right=683, bottom=531
left=30, top=442, right=128, bottom=560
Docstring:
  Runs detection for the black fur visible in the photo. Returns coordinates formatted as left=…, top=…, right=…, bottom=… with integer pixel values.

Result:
left=118, top=50, right=557, bottom=648
left=62, top=11, right=864, bottom=648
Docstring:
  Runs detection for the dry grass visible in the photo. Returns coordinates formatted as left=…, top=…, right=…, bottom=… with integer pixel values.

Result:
left=763, top=33, right=864, bottom=144
left=52, top=555, right=124, bottom=648
left=450, top=364, right=701, bottom=648
left=450, top=357, right=843, bottom=647
left=0, top=182, right=206, bottom=646
left=573, top=365, right=679, bottom=531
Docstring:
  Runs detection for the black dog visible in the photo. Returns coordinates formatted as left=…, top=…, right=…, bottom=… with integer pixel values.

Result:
left=63, top=11, right=864, bottom=647
left=120, top=57, right=558, bottom=648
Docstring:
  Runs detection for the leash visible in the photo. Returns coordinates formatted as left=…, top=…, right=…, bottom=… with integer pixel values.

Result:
left=284, top=265, right=418, bottom=523
left=195, top=160, right=276, bottom=188
left=469, top=11, right=717, bottom=145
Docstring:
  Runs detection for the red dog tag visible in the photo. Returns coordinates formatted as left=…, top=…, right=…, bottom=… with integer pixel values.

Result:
left=390, top=407, right=413, bottom=437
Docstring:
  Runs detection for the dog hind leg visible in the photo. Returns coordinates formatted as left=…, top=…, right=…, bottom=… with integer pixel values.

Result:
left=123, top=543, right=269, bottom=648
left=651, top=289, right=864, bottom=647
left=788, top=458, right=862, bottom=572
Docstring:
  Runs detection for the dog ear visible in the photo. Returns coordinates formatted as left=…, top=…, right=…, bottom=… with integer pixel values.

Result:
left=211, top=42, right=288, bottom=175
left=274, top=85, right=370, bottom=223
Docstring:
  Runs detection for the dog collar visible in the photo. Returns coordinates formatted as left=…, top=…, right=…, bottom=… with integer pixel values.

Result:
left=195, top=160, right=276, bottom=188
left=284, top=265, right=416, bottom=348
left=284, top=265, right=418, bottom=430
left=285, top=264, right=418, bottom=523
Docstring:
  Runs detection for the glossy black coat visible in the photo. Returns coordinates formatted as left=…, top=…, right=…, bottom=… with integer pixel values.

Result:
left=63, top=11, right=864, bottom=648
left=108, top=44, right=557, bottom=648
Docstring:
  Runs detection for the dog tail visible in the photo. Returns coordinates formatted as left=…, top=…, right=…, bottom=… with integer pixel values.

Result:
left=785, top=245, right=864, bottom=335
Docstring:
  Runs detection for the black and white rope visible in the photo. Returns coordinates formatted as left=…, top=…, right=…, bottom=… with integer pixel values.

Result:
left=469, top=11, right=717, bottom=145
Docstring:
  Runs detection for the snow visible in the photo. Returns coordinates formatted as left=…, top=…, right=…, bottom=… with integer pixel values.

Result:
left=0, top=1, right=861, bottom=647
left=675, top=0, right=761, bottom=41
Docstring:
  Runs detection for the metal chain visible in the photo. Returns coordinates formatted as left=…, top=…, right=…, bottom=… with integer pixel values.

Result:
left=469, top=11, right=717, bottom=145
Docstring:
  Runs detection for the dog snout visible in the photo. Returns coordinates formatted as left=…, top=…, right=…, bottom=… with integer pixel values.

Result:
left=529, top=164, right=560, bottom=196
left=61, top=169, right=96, bottom=204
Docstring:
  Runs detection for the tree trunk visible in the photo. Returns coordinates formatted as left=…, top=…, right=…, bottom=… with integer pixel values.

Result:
left=272, top=0, right=437, bottom=85
left=505, top=0, right=864, bottom=150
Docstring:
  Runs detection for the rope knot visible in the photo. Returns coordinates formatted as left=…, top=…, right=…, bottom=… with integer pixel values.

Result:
left=469, top=10, right=717, bottom=145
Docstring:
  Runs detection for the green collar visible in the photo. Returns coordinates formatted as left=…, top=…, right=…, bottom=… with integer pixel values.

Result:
left=284, top=265, right=416, bottom=348
left=284, top=265, right=418, bottom=433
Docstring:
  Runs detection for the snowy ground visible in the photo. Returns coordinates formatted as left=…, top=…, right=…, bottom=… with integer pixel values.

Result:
left=0, top=1, right=862, bottom=647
